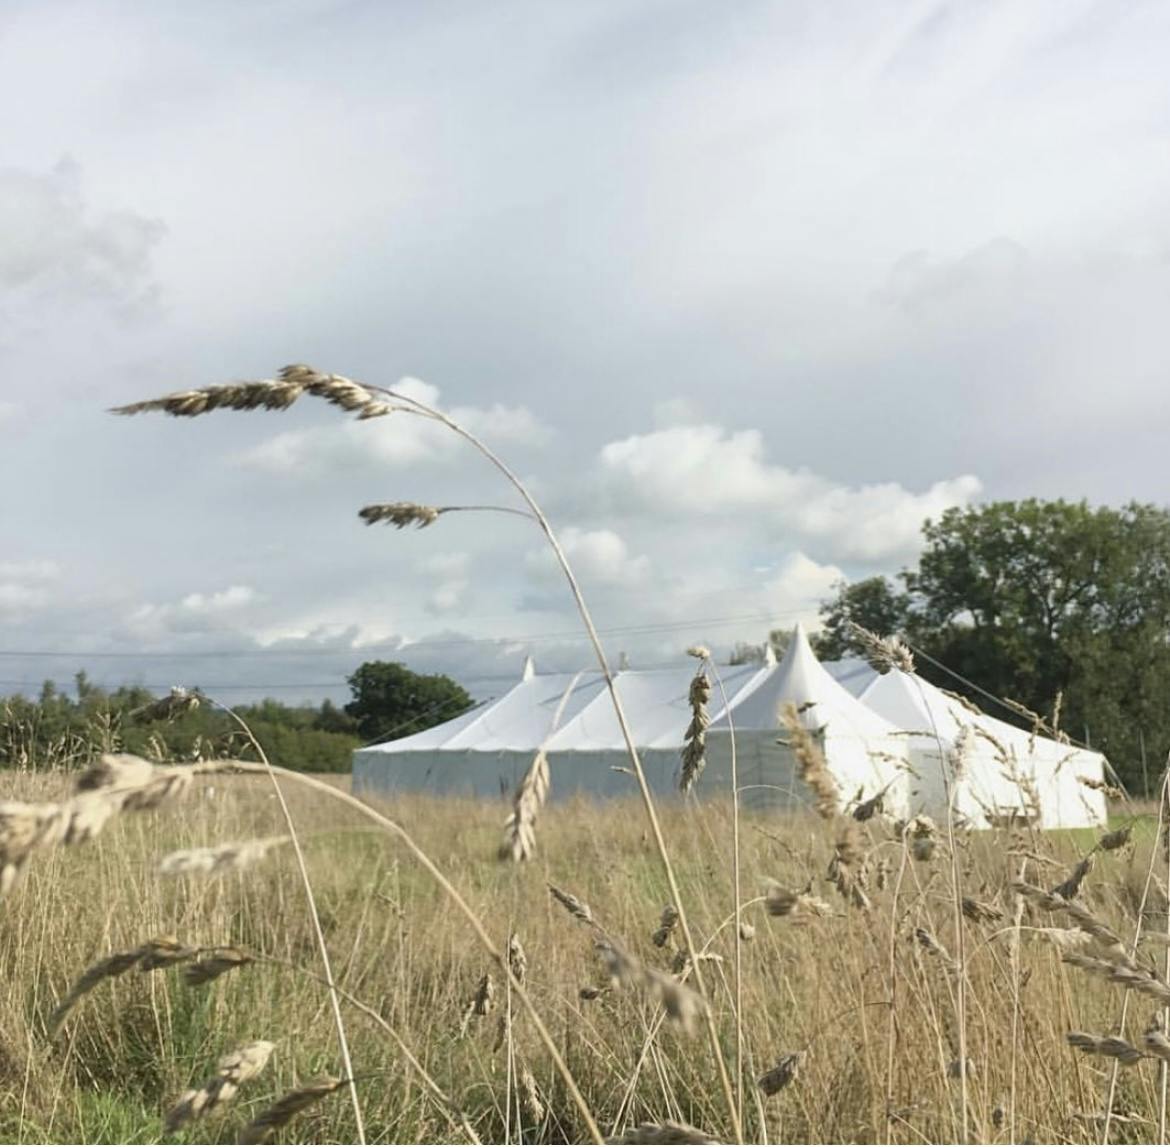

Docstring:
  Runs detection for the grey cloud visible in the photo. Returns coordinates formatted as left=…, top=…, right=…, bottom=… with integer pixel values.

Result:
left=0, top=158, right=163, bottom=306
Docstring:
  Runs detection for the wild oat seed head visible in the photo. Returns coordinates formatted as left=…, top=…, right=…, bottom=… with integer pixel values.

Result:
left=780, top=702, right=839, bottom=818
left=548, top=884, right=594, bottom=926
left=500, top=750, right=550, bottom=863
left=164, top=1039, right=275, bottom=1132
left=358, top=502, right=442, bottom=529
left=238, top=1075, right=345, bottom=1144
left=849, top=622, right=915, bottom=673
left=686, top=645, right=711, bottom=661
left=159, top=836, right=291, bottom=877
left=183, top=947, right=253, bottom=986
left=1099, top=824, right=1133, bottom=852
left=507, top=932, right=528, bottom=985
left=758, top=1052, right=802, bottom=1096
left=651, top=904, right=680, bottom=948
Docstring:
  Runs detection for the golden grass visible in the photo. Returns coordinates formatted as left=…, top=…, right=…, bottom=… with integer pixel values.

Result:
left=1, top=767, right=1168, bottom=1143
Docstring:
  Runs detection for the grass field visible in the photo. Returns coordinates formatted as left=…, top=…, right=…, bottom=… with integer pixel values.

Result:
left=0, top=763, right=1166, bottom=1145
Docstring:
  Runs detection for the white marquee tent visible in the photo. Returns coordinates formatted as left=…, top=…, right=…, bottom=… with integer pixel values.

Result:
left=859, top=668, right=1107, bottom=829
left=351, top=626, right=1108, bottom=828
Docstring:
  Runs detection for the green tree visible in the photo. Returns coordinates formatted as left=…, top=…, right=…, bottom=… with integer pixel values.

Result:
left=813, top=577, right=912, bottom=660
left=729, top=628, right=793, bottom=665
left=816, top=499, right=1170, bottom=788
left=344, top=661, right=473, bottom=743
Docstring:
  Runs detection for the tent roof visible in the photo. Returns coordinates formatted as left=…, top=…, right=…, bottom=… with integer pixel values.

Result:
left=860, top=668, right=1098, bottom=759
left=441, top=671, right=606, bottom=750
left=709, top=623, right=897, bottom=739
left=544, top=663, right=761, bottom=752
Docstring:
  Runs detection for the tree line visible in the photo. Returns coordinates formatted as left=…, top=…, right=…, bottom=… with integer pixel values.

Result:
left=0, top=662, right=474, bottom=773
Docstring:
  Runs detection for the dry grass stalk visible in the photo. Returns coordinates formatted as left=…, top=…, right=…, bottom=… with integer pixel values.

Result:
left=651, top=904, right=679, bottom=948
left=48, top=946, right=151, bottom=1034
left=507, top=932, right=527, bottom=985
left=758, top=1052, right=802, bottom=1096
left=238, top=1075, right=346, bottom=1143
left=764, top=882, right=832, bottom=922
left=948, top=1057, right=979, bottom=1079
left=183, top=947, right=253, bottom=986
left=518, top=1066, right=545, bottom=1125
left=358, top=502, right=442, bottom=529
left=848, top=622, right=915, bottom=673
left=1066, top=1031, right=1144, bottom=1066
left=1099, top=824, right=1134, bottom=852
left=548, top=884, right=595, bottom=926
left=1079, top=774, right=1126, bottom=800
left=961, top=897, right=1003, bottom=924
left=159, top=836, right=292, bottom=876
left=779, top=702, right=839, bottom=818
left=1144, top=1019, right=1170, bottom=1064
left=828, top=822, right=871, bottom=910
left=165, top=1039, right=276, bottom=1131
left=595, top=939, right=705, bottom=1034
left=1062, top=953, right=1170, bottom=1004
left=132, top=686, right=201, bottom=723
left=852, top=786, right=888, bottom=822
left=500, top=751, right=550, bottom=862
left=48, top=935, right=201, bottom=1032
left=1011, top=881, right=1123, bottom=948
left=460, top=972, right=495, bottom=1037
left=606, top=1122, right=718, bottom=1144
left=914, top=927, right=958, bottom=972
left=111, top=364, right=400, bottom=422
left=678, top=669, right=710, bottom=794
left=1052, top=854, right=1095, bottom=900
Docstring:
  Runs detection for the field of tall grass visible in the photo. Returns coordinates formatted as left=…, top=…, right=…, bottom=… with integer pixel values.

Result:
left=0, top=759, right=1166, bottom=1145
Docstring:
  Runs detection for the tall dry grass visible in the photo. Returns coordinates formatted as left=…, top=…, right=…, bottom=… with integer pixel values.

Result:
left=0, top=763, right=1165, bottom=1144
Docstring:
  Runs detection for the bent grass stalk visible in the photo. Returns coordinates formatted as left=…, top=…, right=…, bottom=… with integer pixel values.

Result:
left=212, top=700, right=365, bottom=1144
left=113, top=367, right=743, bottom=1142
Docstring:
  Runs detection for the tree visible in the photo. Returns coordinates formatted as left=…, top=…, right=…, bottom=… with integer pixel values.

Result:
left=816, top=500, right=1170, bottom=789
left=729, top=628, right=793, bottom=665
left=813, top=577, right=912, bottom=661
left=344, top=661, right=474, bottom=742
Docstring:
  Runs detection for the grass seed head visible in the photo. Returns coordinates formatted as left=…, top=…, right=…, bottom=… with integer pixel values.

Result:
left=548, top=884, right=594, bottom=926
left=183, top=947, right=253, bottom=986
left=358, top=502, right=442, bottom=529
left=758, top=1052, right=802, bottom=1096
left=165, top=1039, right=275, bottom=1132
left=238, top=1075, right=345, bottom=1144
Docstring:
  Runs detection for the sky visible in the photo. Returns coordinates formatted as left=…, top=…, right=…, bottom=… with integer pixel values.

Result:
left=2, top=0, right=1169, bottom=706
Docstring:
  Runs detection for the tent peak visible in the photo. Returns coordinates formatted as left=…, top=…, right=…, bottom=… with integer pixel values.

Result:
left=521, top=655, right=536, bottom=682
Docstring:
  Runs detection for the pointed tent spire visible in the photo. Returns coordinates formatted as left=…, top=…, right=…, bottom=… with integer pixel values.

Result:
left=521, top=654, right=536, bottom=682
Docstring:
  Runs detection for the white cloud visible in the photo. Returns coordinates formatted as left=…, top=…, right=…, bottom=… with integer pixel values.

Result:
left=237, top=376, right=549, bottom=476
left=127, top=584, right=260, bottom=638
left=526, top=526, right=652, bottom=587
left=597, top=423, right=980, bottom=561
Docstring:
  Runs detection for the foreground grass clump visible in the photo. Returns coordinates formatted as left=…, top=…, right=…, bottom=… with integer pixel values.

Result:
left=0, top=766, right=1164, bottom=1144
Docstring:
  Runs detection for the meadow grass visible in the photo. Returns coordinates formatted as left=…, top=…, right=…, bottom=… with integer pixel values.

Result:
left=0, top=766, right=1164, bottom=1144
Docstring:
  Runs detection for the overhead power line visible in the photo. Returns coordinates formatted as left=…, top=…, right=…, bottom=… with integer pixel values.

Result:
left=0, top=607, right=806, bottom=661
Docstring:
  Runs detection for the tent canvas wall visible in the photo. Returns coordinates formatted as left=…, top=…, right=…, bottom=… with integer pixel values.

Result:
left=859, top=668, right=1107, bottom=829
left=702, top=624, right=909, bottom=815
